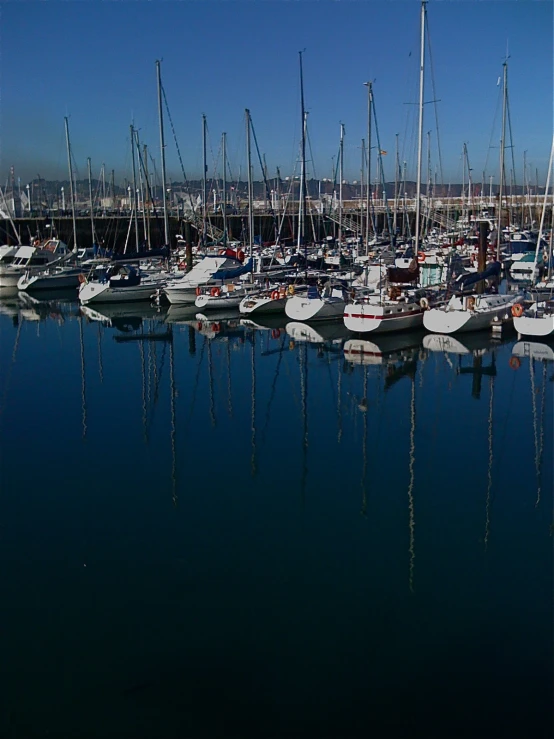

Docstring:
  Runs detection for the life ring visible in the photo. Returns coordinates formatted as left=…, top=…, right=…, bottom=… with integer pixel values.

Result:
left=271, top=289, right=280, bottom=300
left=178, top=261, right=186, bottom=270
left=195, top=287, right=202, bottom=296
left=237, top=250, right=245, bottom=263
left=417, top=251, right=426, bottom=263
left=210, top=287, right=221, bottom=298
left=78, top=273, right=86, bottom=284
left=419, top=297, right=429, bottom=310
left=509, top=356, right=521, bottom=370
left=271, top=328, right=281, bottom=339
left=288, top=284, right=295, bottom=296
left=511, top=303, right=523, bottom=318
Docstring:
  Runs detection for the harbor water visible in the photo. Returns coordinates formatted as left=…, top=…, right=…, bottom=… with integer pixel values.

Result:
left=0, top=291, right=552, bottom=738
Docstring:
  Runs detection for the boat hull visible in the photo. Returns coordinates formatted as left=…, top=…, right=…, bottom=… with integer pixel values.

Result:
left=513, top=314, right=554, bottom=338
left=195, top=293, right=243, bottom=311
left=18, top=271, right=81, bottom=292
left=239, top=295, right=287, bottom=315
left=344, top=302, right=424, bottom=333
left=423, top=295, right=518, bottom=334
left=79, top=280, right=163, bottom=304
left=285, top=296, right=345, bottom=321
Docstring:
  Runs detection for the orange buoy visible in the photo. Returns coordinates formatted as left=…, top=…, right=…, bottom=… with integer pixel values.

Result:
left=271, top=290, right=280, bottom=300
left=195, top=287, right=202, bottom=296
left=417, top=251, right=426, bottom=263
left=511, top=303, right=524, bottom=318
left=509, top=356, right=521, bottom=370
left=211, top=286, right=221, bottom=298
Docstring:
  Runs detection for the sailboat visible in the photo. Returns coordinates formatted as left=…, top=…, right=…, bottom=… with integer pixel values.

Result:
left=285, top=53, right=348, bottom=323
left=344, top=2, right=430, bottom=334
left=513, top=135, right=554, bottom=338
left=17, top=118, right=85, bottom=292
left=423, top=61, right=524, bottom=335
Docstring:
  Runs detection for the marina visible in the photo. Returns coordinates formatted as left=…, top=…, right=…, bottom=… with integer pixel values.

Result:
left=0, top=291, right=552, bottom=737
left=1, top=0, right=553, bottom=735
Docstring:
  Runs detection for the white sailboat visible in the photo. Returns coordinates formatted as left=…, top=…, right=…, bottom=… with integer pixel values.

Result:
left=0, top=240, right=72, bottom=288
left=343, top=1, right=429, bottom=335
left=78, top=263, right=168, bottom=304
left=513, top=135, right=554, bottom=338
left=423, top=60, right=524, bottom=335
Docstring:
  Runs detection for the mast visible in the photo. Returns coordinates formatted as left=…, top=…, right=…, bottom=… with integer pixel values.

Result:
left=414, top=0, right=426, bottom=252
left=64, top=116, right=78, bottom=253
left=143, top=144, right=151, bottom=248
left=531, top=135, right=554, bottom=281
left=299, top=50, right=307, bottom=265
left=393, top=133, right=399, bottom=238
left=202, top=114, right=208, bottom=248
left=222, top=132, right=227, bottom=248
left=246, top=109, right=254, bottom=263
left=360, top=138, right=365, bottom=246
left=497, top=60, right=508, bottom=260
left=130, top=124, right=140, bottom=252
left=364, top=81, right=372, bottom=249
left=156, top=60, right=170, bottom=247
left=87, top=157, right=96, bottom=247
left=339, top=123, right=344, bottom=244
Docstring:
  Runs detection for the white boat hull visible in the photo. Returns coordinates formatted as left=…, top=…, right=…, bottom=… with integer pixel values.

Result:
left=79, top=279, right=165, bottom=304
left=0, top=269, right=24, bottom=288
left=285, top=295, right=345, bottom=322
left=18, top=270, right=81, bottom=292
left=513, top=313, right=554, bottom=338
left=239, top=294, right=287, bottom=315
left=344, top=302, right=424, bottom=333
left=423, top=294, right=520, bottom=334
left=195, top=293, right=244, bottom=311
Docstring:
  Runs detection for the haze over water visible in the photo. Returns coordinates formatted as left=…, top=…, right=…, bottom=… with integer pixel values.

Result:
left=0, top=293, right=552, bottom=738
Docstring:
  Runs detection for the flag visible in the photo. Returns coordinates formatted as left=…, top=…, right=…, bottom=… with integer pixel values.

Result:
left=380, top=150, right=387, bottom=155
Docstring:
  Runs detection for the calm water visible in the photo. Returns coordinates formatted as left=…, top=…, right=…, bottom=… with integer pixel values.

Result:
left=0, top=291, right=552, bottom=738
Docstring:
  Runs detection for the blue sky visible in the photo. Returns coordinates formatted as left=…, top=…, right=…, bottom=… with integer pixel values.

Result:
left=1, top=0, right=552, bottom=188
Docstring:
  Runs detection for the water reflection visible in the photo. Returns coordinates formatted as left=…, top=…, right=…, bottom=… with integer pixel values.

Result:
left=0, top=291, right=552, bottom=738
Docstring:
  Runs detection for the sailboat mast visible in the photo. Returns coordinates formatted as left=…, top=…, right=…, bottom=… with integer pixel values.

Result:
left=338, top=124, right=344, bottom=244
left=360, top=138, right=365, bottom=245
left=531, top=135, right=554, bottom=279
left=222, top=132, right=227, bottom=248
left=497, top=61, right=508, bottom=260
left=414, top=0, right=426, bottom=252
left=64, top=116, right=78, bottom=253
left=87, top=157, right=96, bottom=247
left=246, top=109, right=254, bottom=261
left=299, top=50, right=307, bottom=262
left=393, top=132, right=399, bottom=238
left=130, top=124, right=140, bottom=252
left=364, top=81, right=372, bottom=249
left=202, top=114, right=208, bottom=248
left=156, top=60, right=170, bottom=247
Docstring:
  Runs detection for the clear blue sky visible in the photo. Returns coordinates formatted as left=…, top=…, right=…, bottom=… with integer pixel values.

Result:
left=1, top=0, right=552, bottom=188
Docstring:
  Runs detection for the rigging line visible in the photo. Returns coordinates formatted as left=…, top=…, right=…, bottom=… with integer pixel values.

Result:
left=226, top=340, right=233, bottom=418
left=424, top=10, right=444, bottom=186
left=260, top=334, right=287, bottom=447
left=169, top=337, right=177, bottom=506
left=530, top=357, right=540, bottom=504
left=407, top=377, right=416, bottom=593
left=97, top=325, right=103, bottom=383
left=483, top=81, right=503, bottom=178
left=535, top=361, right=547, bottom=508
left=251, top=332, right=257, bottom=477
left=207, top=338, right=216, bottom=428
left=139, top=341, right=148, bottom=444
left=360, top=365, right=368, bottom=517
left=505, top=88, right=518, bottom=193
left=79, top=314, right=87, bottom=440
left=186, top=336, right=207, bottom=428
left=161, top=83, right=197, bottom=215
left=484, top=375, right=494, bottom=550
